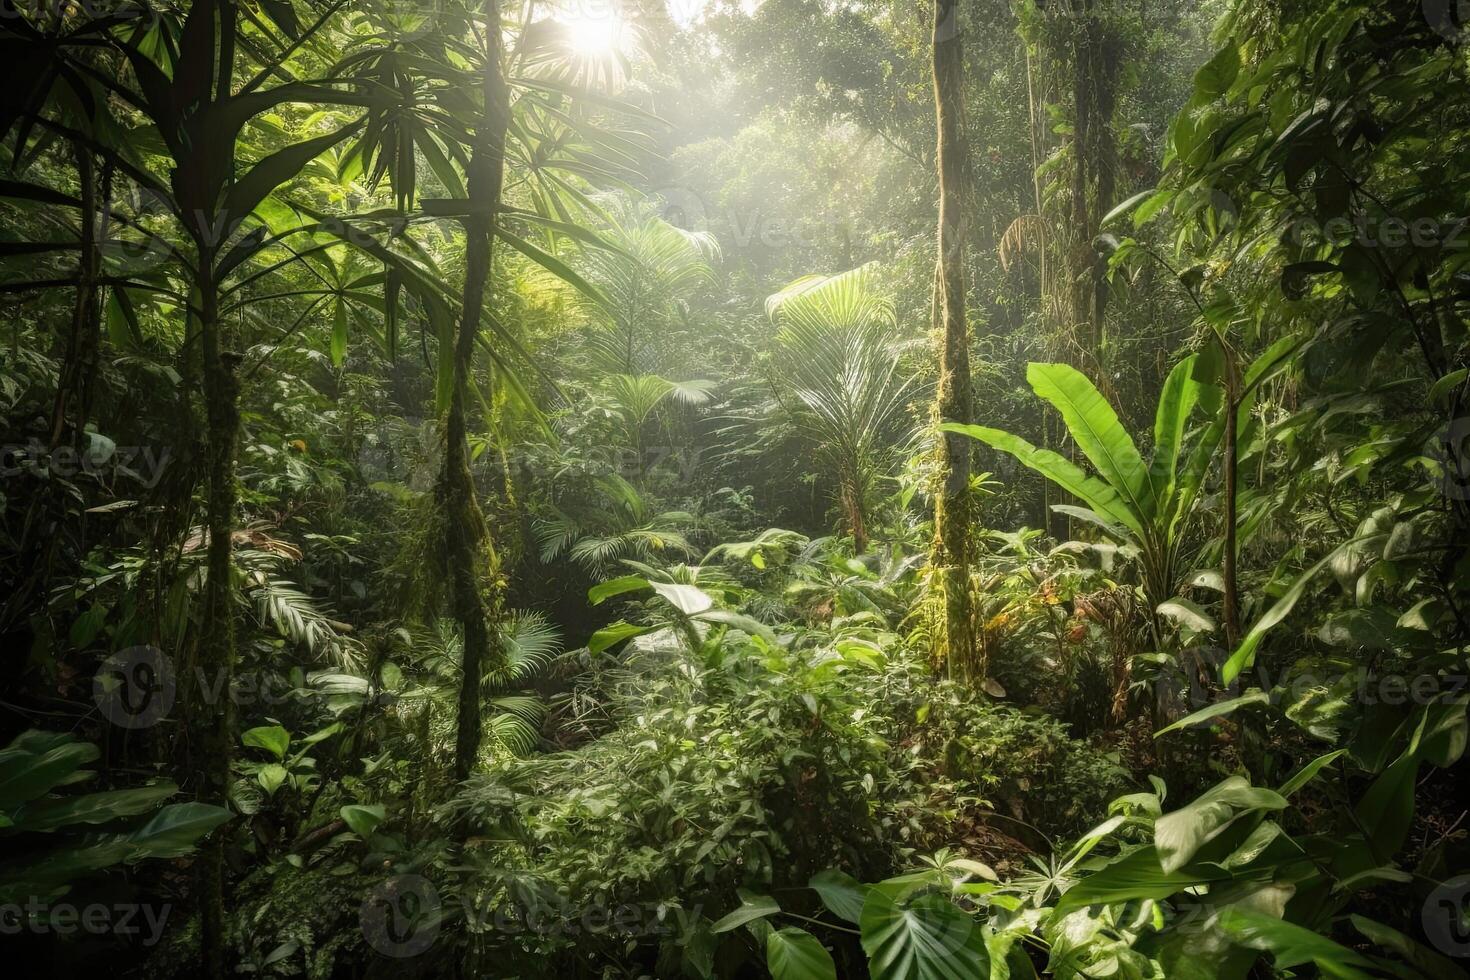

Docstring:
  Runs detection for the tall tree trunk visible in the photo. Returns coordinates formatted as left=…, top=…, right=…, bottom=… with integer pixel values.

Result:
left=196, top=259, right=237, bottom=980
left=445, top=0, right=510, bottom=784
left=931, top=0, right=979, bottom=682
left=1064, top=0, right=1119, bottom=362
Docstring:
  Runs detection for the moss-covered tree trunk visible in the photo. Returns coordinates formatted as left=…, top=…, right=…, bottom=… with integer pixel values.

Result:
left=444, top=0, right=510, bottom=784
left=931, top=0, right=978, bottom=681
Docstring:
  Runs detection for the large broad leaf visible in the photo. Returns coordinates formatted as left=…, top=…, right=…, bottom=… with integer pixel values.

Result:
left=810, top=869, right=868, bottom=924
left=587, top=575, right=651, bottom=605
left=941, top=424, right=1144, bottom=538
left=0, top=735, right=99, bottom=810
left=1218, top=908, right=1376, bottom=978
left=767, top=927, right=837, bottom=980
left=1027, top=363, right=1151, bottom=522
left=10, top=783, right=178, bottom=832
left=1147, top=355, right=1202, bottom=517
left=241, top=725, right=290, bottom=761
left=1053, top=846, right=1231, bottom=916
left=649, top=581, right=713, bottom=615
left=1051, top=504, right=1130, bottom=541
left=1194, top=43, right=1241, bottom=98
left=1155, top=777, right=1286, bottom=873
left=710, top=890, right=779, bottom=933
left=691, top=609, right=778, bottom=644
left=126, top=801, right=232, bottom=859
left=339, top=803, right=385, bottom=837
left=1354, top=751, right=1419, bottom=856
left=859, top=882, right=988, bottom=980
left=587, top=620, right=656, bottom=655
left=1350, top=915, right=1469, bottom=980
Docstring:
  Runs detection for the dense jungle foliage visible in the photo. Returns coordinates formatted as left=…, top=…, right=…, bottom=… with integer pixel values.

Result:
left=3, top=0, right=1470, bottom=976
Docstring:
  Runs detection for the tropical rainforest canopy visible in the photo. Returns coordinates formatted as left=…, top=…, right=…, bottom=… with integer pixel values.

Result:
left=3, top=0, right=1470, bottom=976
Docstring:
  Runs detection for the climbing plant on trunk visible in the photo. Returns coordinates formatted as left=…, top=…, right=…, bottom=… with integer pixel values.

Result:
left=930, top=0, right=979, bottom=682
left=442, top=0, right=511, bottom=784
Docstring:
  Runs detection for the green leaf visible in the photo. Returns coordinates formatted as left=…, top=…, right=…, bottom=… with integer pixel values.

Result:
left=126, top=801, right=232, bottom=859
left=859, top=881, right=988, bottom=980
left=710, top=890, right=779, bottom=933
left=1053, top=846, right=1231, bottom=916
left=587, top=620, right=656, bottom=655
left=223, top=122, right=364, bottom=226
left=1148, top=355, right=1203, bottom=514
left=1195, top=43, right=1241, bottom=98
left=691, top=609, right=778, bottom=643
left=0, top=841, right=134, bottom=905
left=339, top=803, right=385, bottom=837
left=495, top=225, right=611, bottom=311
left=1222, top=535, right=1380, bottom=683
left=1155, top=690, right=1270, bottom=736
left=942, top=424, right=1143, bottom=538
left=11, top=783, right=178, bottom=832
left=1218, top=908, right=1376, bottom=978
left=1354, top=751, right=1419, bottom=855
left=587, top=575, right=650, bottom=605
left=1278, top=750, right=1347, bottom=796
left=810, top=869, right=868, bottom=924
left=1101, top=190, right=1153, bottom=227
left=767, top=927, right=837, bottom=980
left=0, top=736, right=100, bottom=810
left=242, top=725, right=291, bottom=761
left=1026, top=363, right=1151, bottom=523
left=1154, top=777, right=1286, bottom=873
left=256, top=764, right=289, bottom=796
left=1350, top=915, right=1469, bottom=980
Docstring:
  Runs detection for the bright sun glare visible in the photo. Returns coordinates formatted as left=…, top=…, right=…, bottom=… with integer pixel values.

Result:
left=561, top=10, right=628, bottom=56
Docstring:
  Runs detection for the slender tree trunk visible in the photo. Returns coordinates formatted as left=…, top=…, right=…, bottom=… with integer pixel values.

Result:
left=50, top=144, right=104, bottom=446
left=843, top=476, right=869, bottom=555
left=1222, top=357, right=1242, bottom=648
left=195, top=258, right=237, bottom=980
left=445, top=0, right=510, bottom=784
left=931, top=0, right=978, bottom=681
